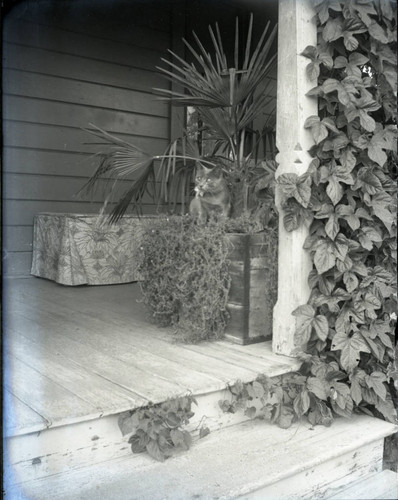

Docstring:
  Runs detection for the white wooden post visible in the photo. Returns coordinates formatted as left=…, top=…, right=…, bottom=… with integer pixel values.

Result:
left=272, top=0, right=317, bottom=356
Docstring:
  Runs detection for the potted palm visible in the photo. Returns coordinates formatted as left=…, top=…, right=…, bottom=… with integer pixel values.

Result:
left=81, top=14, right=278, bottom=344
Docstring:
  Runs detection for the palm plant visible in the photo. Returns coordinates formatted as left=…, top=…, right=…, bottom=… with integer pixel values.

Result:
left=80, top=14, right=278, bottom=223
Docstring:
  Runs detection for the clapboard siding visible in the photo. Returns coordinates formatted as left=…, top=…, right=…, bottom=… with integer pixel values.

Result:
left=3, top=0, right=174, bottom=276
left=3, top=200, right=159, bottom=227
left=4, top=122, right=169, bottom=155
left=3, top=20, right=168, bottom=70
left=4, top=70, right=169, bottom=117
left=3, top=96, right=169, bottom=138
left=3, top=226, right=34, bottom=253
left=3, top=43, right=166, bottom=93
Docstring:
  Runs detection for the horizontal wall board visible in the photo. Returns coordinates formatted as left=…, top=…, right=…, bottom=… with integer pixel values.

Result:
left=3, top=149, right=93, bottom=177
left=3, top=200, right=159, bottom=226
left=3, top=42, right=166, bottom=92
left=3, top=96, right=169, bottom=140
left=3, top=173, right=156, bottom=204
left=3, top=122, right=170, bottom=156
left=2, top=149, right=166, bottom=180
left=4, top=4, right=171, bottom=50
left=3, top=251, right=33, bottom=277
left=3, top=20, right=168, bottom=69
left=4, top=70, right=169, bottom=118
left=3, top=226, right=34, bottom=253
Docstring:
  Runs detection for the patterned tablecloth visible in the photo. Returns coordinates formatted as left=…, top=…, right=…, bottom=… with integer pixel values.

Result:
left=31, top=213, right=158, bottom=285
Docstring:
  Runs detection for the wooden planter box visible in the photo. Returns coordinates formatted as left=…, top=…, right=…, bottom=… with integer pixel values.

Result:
left=225, top=232, right=277, bottom=345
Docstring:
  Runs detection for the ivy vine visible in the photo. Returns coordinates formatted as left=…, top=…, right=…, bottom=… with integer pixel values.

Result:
left=118, top=395, right=209, bottom=462
left=275, top=0, right=397, bottom=423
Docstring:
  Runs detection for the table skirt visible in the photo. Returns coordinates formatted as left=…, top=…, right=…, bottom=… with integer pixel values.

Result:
left=31, top=213, right=158, bottom=285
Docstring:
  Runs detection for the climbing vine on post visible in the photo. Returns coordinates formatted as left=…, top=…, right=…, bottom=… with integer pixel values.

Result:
left=276, top=0, right=397, bottom=423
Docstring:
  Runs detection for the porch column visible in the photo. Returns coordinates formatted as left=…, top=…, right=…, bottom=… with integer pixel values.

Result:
left=272, top=0, right=317, bottom=356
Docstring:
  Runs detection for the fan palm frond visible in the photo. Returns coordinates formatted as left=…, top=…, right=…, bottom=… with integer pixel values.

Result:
left=80, top=14, right=277, bottom=220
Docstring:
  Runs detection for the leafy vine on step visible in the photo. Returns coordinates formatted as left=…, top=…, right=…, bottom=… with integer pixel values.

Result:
left=275, top=0, right=397, bottom=424
left=118, top=395, right=210, bottom=462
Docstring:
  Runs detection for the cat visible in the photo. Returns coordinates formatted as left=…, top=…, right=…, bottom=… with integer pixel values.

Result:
left=189, top=164, right=231, bottom=224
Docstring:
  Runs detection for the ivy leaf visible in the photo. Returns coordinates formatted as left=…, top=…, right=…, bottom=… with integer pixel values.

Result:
left=277, top=173, right=312, bottom=207
left=170, top=428, right=185, bottom=447
left=323, top=78, right=351, bottom=105
left=351, top=1, right=377, bottom=27
left=146, top=439, right=166, bottom=462
left=129, top=429, right=149, bottom=454
left=313, top=314, right=329, bottom=341
left=314, top=239, right=336, bottom=274
left=182, top=430, right=192, bottom=450
left=358, top=226, right=383, bottom=250
left=118, top=411, right=139, bottom=436
left=199, top=425, right=210, bottom=439
left=244, top=406, right=257, bottom=419
left=331, top=331, right=370, bottom=371
left=312, top=0, right=342, bottom=24
left=301, top=45, right=317, bottom=60
left=293, top=389, right=311, bottom=417
left=166, top=411, right=181, bottom=428
left=343, top=271, right=359, bottom=293
left=343, top=33, right=359, bottom=51
left=307, top=377, right=329, bottom=400
left=306, top=61, right=320, bottom=81
left=292, top=304, right=315, bottom=320
left=354, top=168, right=383, bottom=195
left=277, top=405, right=295, bottom=429
left=367, top=126, right=397, bottom=167
left=282, top=198, right=313, bottom=232
left=335, top=204, right=360, bottom=230
left=359, top=110, right=376, bottom=132
left=369, top=20, right=388, bottom=43
left=308, top=400, right=333, bottom=426
left=332, top=381, right=352, bottom=410
left=349, top=369, right=366, bottom=405
left=354, top=292, right=382, bottom=318
left=304, top=115, right=328, bottom=144
left=365, top=372, right=387, bottom=401
left=326, top=177, right=344, bottom=206
left=252, top=380, right=265, bottom=398
left=323, top=16, right=344, bottom=42
left=325, top=213, right=340, bottom=240
left=376, top=397, right=397, bottom=423
left=370, top=192, right=395, bottom=232
left=293, top=304, right=315, bottom=345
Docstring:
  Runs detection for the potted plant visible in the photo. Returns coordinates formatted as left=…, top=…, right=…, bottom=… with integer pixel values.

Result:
left=81, top=14, right=279, bottom=344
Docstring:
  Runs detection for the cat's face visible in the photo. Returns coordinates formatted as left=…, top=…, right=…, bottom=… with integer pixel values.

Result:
left=194, top=165, right=223, bottom=194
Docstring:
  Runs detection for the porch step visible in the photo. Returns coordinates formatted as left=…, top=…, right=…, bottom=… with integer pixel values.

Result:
left=7, top=414, right=395, bottom=500
left=326, top=469, right=398, bottom=500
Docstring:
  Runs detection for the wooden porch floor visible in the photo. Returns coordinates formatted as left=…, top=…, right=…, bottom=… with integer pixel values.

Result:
left=3, top=277, right=300, bottom=437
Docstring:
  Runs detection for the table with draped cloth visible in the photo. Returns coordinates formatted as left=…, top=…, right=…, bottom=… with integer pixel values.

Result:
left=31, top=213, right=157, bottom=285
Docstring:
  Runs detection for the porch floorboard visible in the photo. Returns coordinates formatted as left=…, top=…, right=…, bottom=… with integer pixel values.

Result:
left=3, top=277, right=300, bottom=437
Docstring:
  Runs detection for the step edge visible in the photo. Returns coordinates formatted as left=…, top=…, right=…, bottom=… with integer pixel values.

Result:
left=326, top=469, right=398, bottom=500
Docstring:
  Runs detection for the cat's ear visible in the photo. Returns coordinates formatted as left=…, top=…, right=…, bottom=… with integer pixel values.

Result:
left=197, top=163, right=211, bottom=174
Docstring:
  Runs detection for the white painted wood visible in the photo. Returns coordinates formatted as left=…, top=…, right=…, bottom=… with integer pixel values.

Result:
left=242, top=440, right=384, bottom=500
left=4, top=387, right=248, bottom=485
left=327, top=469, right=398, bottom=500
left=4, top=278, right=299, bottom=436
left=4, top=415, right=395, bottom=500
left=3, top=389, right=47, bottom=436
left=273, top=0, right=317, bottom=357
left=4, top=355, right=98, bottom=425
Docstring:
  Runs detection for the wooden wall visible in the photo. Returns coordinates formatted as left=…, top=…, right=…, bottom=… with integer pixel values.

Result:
left=2, top=0, right=177, bottom=276
left=2, top=0, right=278, bottom=277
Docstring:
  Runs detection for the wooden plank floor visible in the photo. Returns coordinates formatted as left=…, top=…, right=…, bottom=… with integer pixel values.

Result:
left=3, top=277, right=300, bottom=437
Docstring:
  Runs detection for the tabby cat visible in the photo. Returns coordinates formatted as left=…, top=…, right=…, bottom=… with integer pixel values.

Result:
left=189, top=164, right=231, bottom=224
